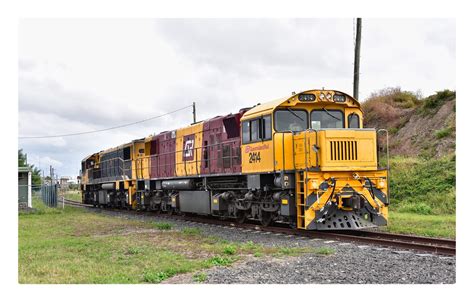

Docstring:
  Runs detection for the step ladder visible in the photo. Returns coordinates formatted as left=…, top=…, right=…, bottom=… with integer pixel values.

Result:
left=295, top=170, right=306, bottom=229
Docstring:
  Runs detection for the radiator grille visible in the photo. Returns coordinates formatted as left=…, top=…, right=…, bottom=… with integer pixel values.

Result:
left=330, top=140, right=358, bottom=161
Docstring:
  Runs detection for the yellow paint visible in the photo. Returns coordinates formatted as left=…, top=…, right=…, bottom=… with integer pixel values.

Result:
left=241, top=141, right=274, bottom=173
left=131, top=139, right=146, bottom=179
left=241, top=90, right=364, bottom=174
left=140, top=135, right=154, bottom=180
left=281, top=199, right=288, bottom=205
left=175, top=122, right=204, bottom=176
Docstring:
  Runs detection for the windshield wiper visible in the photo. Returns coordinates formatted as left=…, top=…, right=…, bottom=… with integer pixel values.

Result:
left=287, top=108, right=304, bottom=121
left=323, top=107, right=342, bottom=121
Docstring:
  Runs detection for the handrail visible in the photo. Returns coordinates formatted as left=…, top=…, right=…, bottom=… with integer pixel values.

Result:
left=377, top=128, right=390, bottom=205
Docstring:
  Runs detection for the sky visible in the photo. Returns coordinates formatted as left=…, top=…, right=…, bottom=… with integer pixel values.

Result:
left=18, top=18, right=456, bottom=177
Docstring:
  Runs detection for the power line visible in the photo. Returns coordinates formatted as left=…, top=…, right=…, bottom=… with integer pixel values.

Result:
left=19, top=104, right=193, bottom=139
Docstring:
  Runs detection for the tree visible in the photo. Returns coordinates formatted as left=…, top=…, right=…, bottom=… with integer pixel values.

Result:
left=18, top=149, right=42, bottom=187
left=18, top=149, right=27, bottom=167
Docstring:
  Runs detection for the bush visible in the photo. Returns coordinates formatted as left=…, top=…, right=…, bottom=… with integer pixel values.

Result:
left=421, top=90, right=456, bottom=114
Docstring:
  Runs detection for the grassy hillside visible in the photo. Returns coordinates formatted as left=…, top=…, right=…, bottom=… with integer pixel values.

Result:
left=388, top=155, right=455, bottom=215
left=363, top=88, right=456, bottom=158
left=362, top=88, right=456, bottom=238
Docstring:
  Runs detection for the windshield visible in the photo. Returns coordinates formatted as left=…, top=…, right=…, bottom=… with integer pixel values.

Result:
left=311, top=110, right=344, bottom=129
left=274, top=109, right=308, bottom=132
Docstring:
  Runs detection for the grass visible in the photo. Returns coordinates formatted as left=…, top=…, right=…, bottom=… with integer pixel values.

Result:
left=434, top=127, right=454, bottom=139
left=182, top=227, right=202, bottom=235
left=152, top=222, right=173, bottom=230
left=19, top=203, right=210, bottom=283
left=19, top=200, right=329, bottom=283
left=388, top=155, right=456, bottom=215
left=381, top=212, right=456, bottom=239
left=193, top=272, right=207, bottom=283
left=379, top=154, right=456, bottom=239
left=62, top=190, right=82, bottom=202
left=223, top=245, right=237, bottom=255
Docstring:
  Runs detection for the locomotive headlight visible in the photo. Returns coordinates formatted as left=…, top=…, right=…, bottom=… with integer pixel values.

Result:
left=377, top=180, right=386, bottom=189
left=326, top=93, right=332, bottom=100
left=319, top=93, right=325, bottom=100
left=310, top=179, right=319, bottom=190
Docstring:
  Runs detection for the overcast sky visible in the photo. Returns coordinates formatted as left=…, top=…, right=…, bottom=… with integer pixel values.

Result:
left=18, top=18, right=455, bottom=177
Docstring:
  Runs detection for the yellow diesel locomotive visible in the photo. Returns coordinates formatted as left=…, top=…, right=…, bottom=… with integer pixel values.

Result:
left=81, top=89, right=389, bottom=230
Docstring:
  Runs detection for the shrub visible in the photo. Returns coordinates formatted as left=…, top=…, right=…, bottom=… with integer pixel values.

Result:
left=421, top=90, right=456, bottom=113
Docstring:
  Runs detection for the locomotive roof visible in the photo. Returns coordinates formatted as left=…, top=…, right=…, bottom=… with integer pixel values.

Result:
left=242, top=89, right=360, bottom=120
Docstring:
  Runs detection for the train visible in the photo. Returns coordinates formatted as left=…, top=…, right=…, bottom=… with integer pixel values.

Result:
left=80, top=89, right=389, bottom=230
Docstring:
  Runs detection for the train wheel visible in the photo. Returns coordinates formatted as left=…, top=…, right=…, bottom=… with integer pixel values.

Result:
left=260, top=211, right=273, bottom=227
left=236, top=210, right=247, bottom=224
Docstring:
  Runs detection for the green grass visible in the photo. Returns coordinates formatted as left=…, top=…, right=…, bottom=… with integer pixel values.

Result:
left=388, top=155, right=455, bottom=215
left=314, top=247, right=336, bottom=255
left=19, top=206, right=212, bottom=283
left=434, top=127, right=454, bottom=139
left=207, top=256, right=234, bottom=266
left=192, top=272, right=207, bottom=283
left=152, top=222, right=173, bottom=230
left=381, top=155, right=456, bottom=238
left=381, top=211, right=456, bottom=239
left=182, top=227, right=202, bottom=235
left=223, top=245, right=237, bottom=255
left=19, top=203, right=322, bottom=283
left=62, top=190, right=82, bottom=202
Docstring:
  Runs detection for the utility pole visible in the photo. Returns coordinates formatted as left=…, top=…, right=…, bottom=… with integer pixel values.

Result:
left=192, top=102, right=196, bottom=123
left=353, top=18, right=362, bottom=100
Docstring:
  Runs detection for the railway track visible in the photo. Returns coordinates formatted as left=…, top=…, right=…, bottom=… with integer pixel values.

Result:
left=61, top=198, right=456, bottom=256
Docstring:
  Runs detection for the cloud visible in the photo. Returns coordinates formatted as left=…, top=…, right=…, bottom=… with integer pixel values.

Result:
left=155, top=19, right=354, bottom=78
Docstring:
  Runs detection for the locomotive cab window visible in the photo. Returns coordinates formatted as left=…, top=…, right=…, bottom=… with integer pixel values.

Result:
left=348, top=113, right=360, bottom=128
left=250, top=119, right=259, bottom=141
left=242, top=121, right=250, bottom=144
left=262, top=115, right=272, bottom=140
left=242, top=115, right=272, bottom=144
left=274, top=109, right=308, bottom=132
left=310, top=109, right=344, bottom=129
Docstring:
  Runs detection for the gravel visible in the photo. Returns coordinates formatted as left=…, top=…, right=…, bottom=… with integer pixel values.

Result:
left=87, top=207, right=456, bottom=284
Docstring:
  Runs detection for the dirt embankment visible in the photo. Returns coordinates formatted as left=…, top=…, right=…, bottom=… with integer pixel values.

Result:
left=362, top=88, right=456, bottom=158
